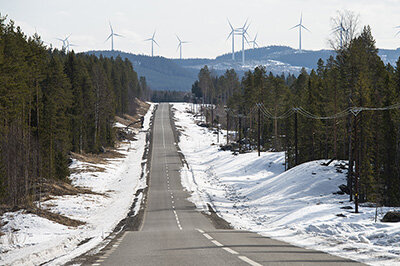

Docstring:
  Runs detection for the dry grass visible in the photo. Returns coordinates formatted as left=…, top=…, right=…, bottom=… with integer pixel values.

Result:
left=27, top=207, right=85, bottom=227
left=70, top=149, right=125, bottom=166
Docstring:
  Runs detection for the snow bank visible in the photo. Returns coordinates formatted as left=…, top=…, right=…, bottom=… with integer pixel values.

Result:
left=0, top=104, right=155, bottom=266
left=173, top=102, right=400, bottom=266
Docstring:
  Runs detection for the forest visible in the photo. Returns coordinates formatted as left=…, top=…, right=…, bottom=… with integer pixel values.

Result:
left=192, top=25, right=400, bottom=207
left=0, top=16, right=148, bottom=207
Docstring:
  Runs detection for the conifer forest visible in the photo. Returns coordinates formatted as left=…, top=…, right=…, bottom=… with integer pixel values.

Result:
left=193, top=26, right=400, bottom=207
left=0, top=16, right=148, bottom=207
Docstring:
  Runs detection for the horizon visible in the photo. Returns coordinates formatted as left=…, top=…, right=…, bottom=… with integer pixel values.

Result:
left=3, top=0, right=400, bottom=59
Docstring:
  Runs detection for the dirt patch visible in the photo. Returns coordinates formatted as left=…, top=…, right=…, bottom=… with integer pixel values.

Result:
left=202, top=204, right=232, bottom=230
left=27, top=207, right=85, bottom=227
left=34, top=179, right=102, bottom=203
left=70, top=150, right=125, bottom=165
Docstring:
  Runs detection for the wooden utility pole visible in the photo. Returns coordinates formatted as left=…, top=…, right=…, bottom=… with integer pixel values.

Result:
left=354, top=114, right=359, bottom=213
left=294, top=108, right=298, bottom=166
left=238, top=114, right=243, bottom=153
left=226, top=109, right=229, bottom=145
left=257, top=104, right=261, bottom=157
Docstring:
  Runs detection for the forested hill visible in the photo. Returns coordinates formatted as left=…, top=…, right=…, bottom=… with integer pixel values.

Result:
left=87, top=50, right=200, bottom=92
left=88, top=46, right=400, bottom=92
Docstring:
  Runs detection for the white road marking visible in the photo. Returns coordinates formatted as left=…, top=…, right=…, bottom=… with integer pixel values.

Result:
left=196, top=228, right=205, bottom=234
left=238, top=256, right=262, bottom=266
left=92, top=264, right=101, bottom=266
left=96, top=259, right=104, bottom=262
left=212, top=240, right=223, bottom=247
left=172, top=209, right=183, bottom=230
left=223, top=247, right=239, bottom=254
left=203, top=233, right=213, bottom=240
left=161, top=105, right=166, bottom=148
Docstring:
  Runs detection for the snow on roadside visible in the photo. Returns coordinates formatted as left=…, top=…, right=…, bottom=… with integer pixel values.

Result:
left=0, top=104, right=155, bottom=266
left=173, top=102, right=400, bottom=266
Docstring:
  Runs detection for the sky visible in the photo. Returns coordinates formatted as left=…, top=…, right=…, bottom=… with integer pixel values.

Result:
left=2, top=0, right=400, bottom=59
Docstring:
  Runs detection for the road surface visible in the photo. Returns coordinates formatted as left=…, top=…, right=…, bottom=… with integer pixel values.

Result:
left=90, top=103, right=362, bottom=266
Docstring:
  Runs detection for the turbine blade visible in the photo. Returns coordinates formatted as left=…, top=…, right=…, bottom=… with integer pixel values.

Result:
left=105, top=34, right=112, bottom=42
left=301, top=25, right=311, bottom=32
left=227, top=19, right=234, bottom=30
left=114, top=33, right=124, bottom=37
left=152, top=30, right=156, bottom=39
left=144, top=38, right=152, bottom=41
left=243, top=18, right=249, bottom=28
left=289, top=24, right=300, bottom=30
left=109, top=21, right=113, bottom=33
left=226, top=31, right=233, bottom=41
left=153, top=39, right=160, bottom=47
left=176, top=35, right=181, bottom=42
left=254, top=32, right=258, bottom=41
left=176, top=43, right=181, bottom=52
left=245, top=22, right=251, bottom=32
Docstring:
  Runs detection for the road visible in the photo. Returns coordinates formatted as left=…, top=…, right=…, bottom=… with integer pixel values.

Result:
left=90, top=103, right=362, bottom=266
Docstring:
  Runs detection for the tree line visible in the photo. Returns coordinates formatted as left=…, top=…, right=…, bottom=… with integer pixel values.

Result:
left=192, top=25, right=400, bottom=206
left=0, top=16, right=148, bottom=207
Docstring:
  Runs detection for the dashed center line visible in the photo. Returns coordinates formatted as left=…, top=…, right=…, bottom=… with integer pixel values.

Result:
left=197, top=229, right=262, bottom=266
left=223, top=247, right=239, bottom=255
left=203, top=233, right=213, bottom=240
left=238, top=256, right=263, bottom=266
left=211, top=240, right=223, bottom=247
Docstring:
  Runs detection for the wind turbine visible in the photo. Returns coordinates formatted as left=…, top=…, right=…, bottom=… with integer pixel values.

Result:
left=65, top=41, right=77, bottom=53
left=236, top=19, right=250, bottom=65
left=105, top=21, right=123, bottom=51
left=290, top=13, right=310, bottom=52
left=57, top=34, right=71, bottom=51
left=333, top=21, right=347, bottom=48
left=176, top=35, right=189, bottom=60
left=145, top=31, right=159, bottom=57
left=249, top=33, right=259, bottom=49
left=227, top=19, right=237, bottom=60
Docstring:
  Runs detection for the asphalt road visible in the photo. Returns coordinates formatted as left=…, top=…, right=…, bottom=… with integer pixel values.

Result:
left=91, top=103, right=363, bottom=266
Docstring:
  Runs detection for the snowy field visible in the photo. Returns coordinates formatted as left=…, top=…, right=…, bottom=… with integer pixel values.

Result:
left=174, top=103, right=400, bottom=266
left=0, top=104, right=154, bottom=266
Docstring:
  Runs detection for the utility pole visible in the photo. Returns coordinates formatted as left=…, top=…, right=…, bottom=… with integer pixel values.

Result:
left=350, top=107, right=361, bottom=213
left=217, top=116, right=220, bottom=143
left=294, top=108, right=299, bottom=166
left=211, top=105, right=214, bottom=127
left=257, top=103, right=261, bottom=157
left=225, top=107, right=229, bottom=145
left=238, top=114, right=243, bottom=153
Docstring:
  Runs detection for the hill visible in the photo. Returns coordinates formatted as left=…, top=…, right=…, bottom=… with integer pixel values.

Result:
left=87, top=46, right=400, bottom=91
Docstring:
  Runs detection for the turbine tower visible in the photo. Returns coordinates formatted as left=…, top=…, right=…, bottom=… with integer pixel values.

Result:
left=333, top=21, right=347, bottom=49
left=290, top=13, right=310, bottom=52
left=145, top=31, right=159, bottom=57
left=176, top=35, right=189, bottom=60
left=249, top=33, right=259, bottom=49
left=105, top=21, right=123, bottom=51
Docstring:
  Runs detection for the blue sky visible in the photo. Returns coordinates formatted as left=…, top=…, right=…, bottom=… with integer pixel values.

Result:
left=2, top=0, right=400, bottom=58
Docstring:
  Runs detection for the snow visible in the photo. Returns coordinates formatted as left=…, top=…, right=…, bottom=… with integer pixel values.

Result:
left=173, top=102, right=400, bottom=266
left=0, top=104, right=155, bottom=266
